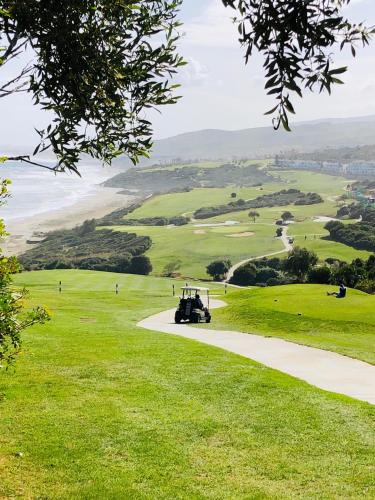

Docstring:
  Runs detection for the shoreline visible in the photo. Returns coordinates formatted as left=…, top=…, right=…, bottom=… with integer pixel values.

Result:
left=3, top=186, right=136, bottom=256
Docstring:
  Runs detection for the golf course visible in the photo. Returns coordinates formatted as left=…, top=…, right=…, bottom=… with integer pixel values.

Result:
left=2, top=164, right=375, bottom=498
left=102, top=168, right=371, bottom=278
left=0, top=270, right=374, bottom=498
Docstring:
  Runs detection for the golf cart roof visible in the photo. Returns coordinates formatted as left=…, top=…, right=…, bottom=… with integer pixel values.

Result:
left=181, top=286, right=209, bottom=292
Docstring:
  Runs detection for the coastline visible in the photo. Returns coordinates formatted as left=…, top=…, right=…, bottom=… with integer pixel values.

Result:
left=3, top=186, right=136, bottom=256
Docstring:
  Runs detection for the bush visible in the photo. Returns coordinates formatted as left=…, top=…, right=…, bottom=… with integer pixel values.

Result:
left=194, top=189, right=323, bottom=219
left=207, top=260, right=232, bottom=281
left=307, top=266, right=332, bottom=284
left=128, top=255, right=153, bottom=275
left=229, top=262, right=257, bottom=286
left=19, top=223, right=152, bottom=275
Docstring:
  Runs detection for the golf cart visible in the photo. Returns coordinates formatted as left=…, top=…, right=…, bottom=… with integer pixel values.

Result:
left=175, top=286, right=211, bottom=324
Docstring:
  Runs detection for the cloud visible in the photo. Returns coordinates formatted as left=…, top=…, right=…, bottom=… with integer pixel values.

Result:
left=178, top=57, right=210, bottom=87
left=182, top=1, right=239, bottom=48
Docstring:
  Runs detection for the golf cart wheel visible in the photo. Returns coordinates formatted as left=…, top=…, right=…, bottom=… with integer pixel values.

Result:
left=191, top=313, right=199, bottom=324
left=175, top=311, right=182, bottom=324
left=206, top=315, right=211, bottom=324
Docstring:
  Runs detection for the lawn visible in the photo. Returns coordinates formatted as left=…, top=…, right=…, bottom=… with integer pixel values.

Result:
left=0, top=270, right=373, bottom=498
left=207, top=284, right=375, bottom=364
left=123, top=186, right=278, bottom=219
left=99, top=168, right=368, bottom=278
left=109, top=222, right=283, bottom=278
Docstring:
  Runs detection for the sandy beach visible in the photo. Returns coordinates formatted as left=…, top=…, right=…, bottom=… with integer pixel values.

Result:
left=3, top=186, right=137, bottom=256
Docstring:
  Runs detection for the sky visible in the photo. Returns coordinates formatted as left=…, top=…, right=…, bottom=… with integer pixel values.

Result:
left=0, top=0, right=374, bottom=150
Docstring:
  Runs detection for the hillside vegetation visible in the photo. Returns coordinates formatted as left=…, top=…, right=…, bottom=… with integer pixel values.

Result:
left=0, top=270, right=373, bottom=498
left=194, top=189, right=323, bottom=219
left=19, top=220, right=152, bottom=274
left=104, top=163, right=275, bottom=194
left=325, top=206, right=375, bottom=252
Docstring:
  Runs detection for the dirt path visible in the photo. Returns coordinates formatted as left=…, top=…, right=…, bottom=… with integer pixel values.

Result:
left=138, top=300, right=375, bottom=405
left=225, top=226, right=292, bottom=282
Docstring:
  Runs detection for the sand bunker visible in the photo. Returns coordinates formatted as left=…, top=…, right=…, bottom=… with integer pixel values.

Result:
left=228, top=232, right=255, bottom=238
left=313, top=216, right=338, bottom=223
left=194, top=230, right=206, bottom=235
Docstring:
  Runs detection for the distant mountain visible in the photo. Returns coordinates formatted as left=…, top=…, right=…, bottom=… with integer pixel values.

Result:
left=150, top=115, right=375, bottom=161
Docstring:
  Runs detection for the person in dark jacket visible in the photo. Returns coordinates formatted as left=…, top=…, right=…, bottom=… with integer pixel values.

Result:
left=327, top=283, right=347, bottom=298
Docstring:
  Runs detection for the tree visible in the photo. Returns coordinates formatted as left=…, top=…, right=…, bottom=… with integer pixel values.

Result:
left=222, top=0, right=373, bottom=131
left=281, top=211, right=294, bottom=222
left=307, top=266, right=331, bottom=284
left=248, top=210, right=260, bottom=223
left=128, top=255, right=153, bottom=276
left=284, top=247, right=318, bottom=280
left=0, top=1, right=373, bottom=171
left=0, top=1, right=184, bottom=172
left=231, top=192, right=237, bottom=199
left=0, top=181, right=49, bottom=366
left=229, top=262, right=257, bottom=286
left=206, top=260, right=232, bottom=281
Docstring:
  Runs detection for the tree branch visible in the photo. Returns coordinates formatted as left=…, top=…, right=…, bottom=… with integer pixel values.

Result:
left=7, top=156, right=59, bottom=172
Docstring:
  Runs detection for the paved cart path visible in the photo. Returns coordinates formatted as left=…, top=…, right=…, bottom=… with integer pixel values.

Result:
left=138, top=299, right=375, bottom=405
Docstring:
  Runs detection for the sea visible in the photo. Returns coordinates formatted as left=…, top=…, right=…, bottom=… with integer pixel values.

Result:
left=0, top=160, right=123, bottom=223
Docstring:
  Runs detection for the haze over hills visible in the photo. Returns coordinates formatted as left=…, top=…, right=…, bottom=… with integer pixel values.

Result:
left=150, top=115, right=375, bottom=161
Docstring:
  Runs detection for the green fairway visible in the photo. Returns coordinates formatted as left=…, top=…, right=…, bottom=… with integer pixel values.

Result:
left=207, top=284, right=375, bottom=364
left=124, top=186, right=276, bottom=219
left=0, top=270, right=374, bottom=498
left=107, top=169, right=367, bottom=276
left=110, top=222, right=283, bottom=278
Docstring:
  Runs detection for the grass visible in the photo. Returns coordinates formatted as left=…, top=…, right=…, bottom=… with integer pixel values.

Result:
left=124, top=186, right=274, bottom=219
left=110, top=222, right=283, bottom=278
left=110, top=169, right=368, bottom=275
left=0, top=270, right=374, bottom=498
left=207, top=284, right=375, bottom=364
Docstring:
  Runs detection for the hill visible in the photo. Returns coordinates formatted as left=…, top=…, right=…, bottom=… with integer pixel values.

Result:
left=150, top=115, right=375, bottom=160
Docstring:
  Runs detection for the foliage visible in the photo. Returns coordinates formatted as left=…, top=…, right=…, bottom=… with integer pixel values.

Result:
left=248, top=210, right=259, bottom=222
left=121, top=216, right=189, bottom=227
left=19, top=221, right=152, bottom=275
left=336, top=203, right=362, bottom=220
left=105, top=163, right=274, bottom=196
left=281, top=211, right=294, bottom=221
left=206, top=259, right=232, bottom=281
left=307, top=266, right=332, bottom=284
left=229, top=262, right=257, bottom=286
left=276, top=227, right=283, bottom=237
left=284, top=247, right=318, bottom=280
left=222, top=0, right=373, bottom=131
left=0, top=1, right=184, bottom=171
left=0, top=179, right=49, bottom=366
left=127, top=255, right=153, bottom=276
left=195, top=189, right=322, bottom=219
left=229, top=257, right=287, bottom=287
left=325, top=207, right=375, bottom=252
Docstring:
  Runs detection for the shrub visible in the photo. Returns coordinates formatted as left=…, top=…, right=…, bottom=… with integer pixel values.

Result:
left=206, top=260, right=232, bottom=281
left=128, top=255, right=153, bottom=275
left=307, top=266, right=332, bottom=284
